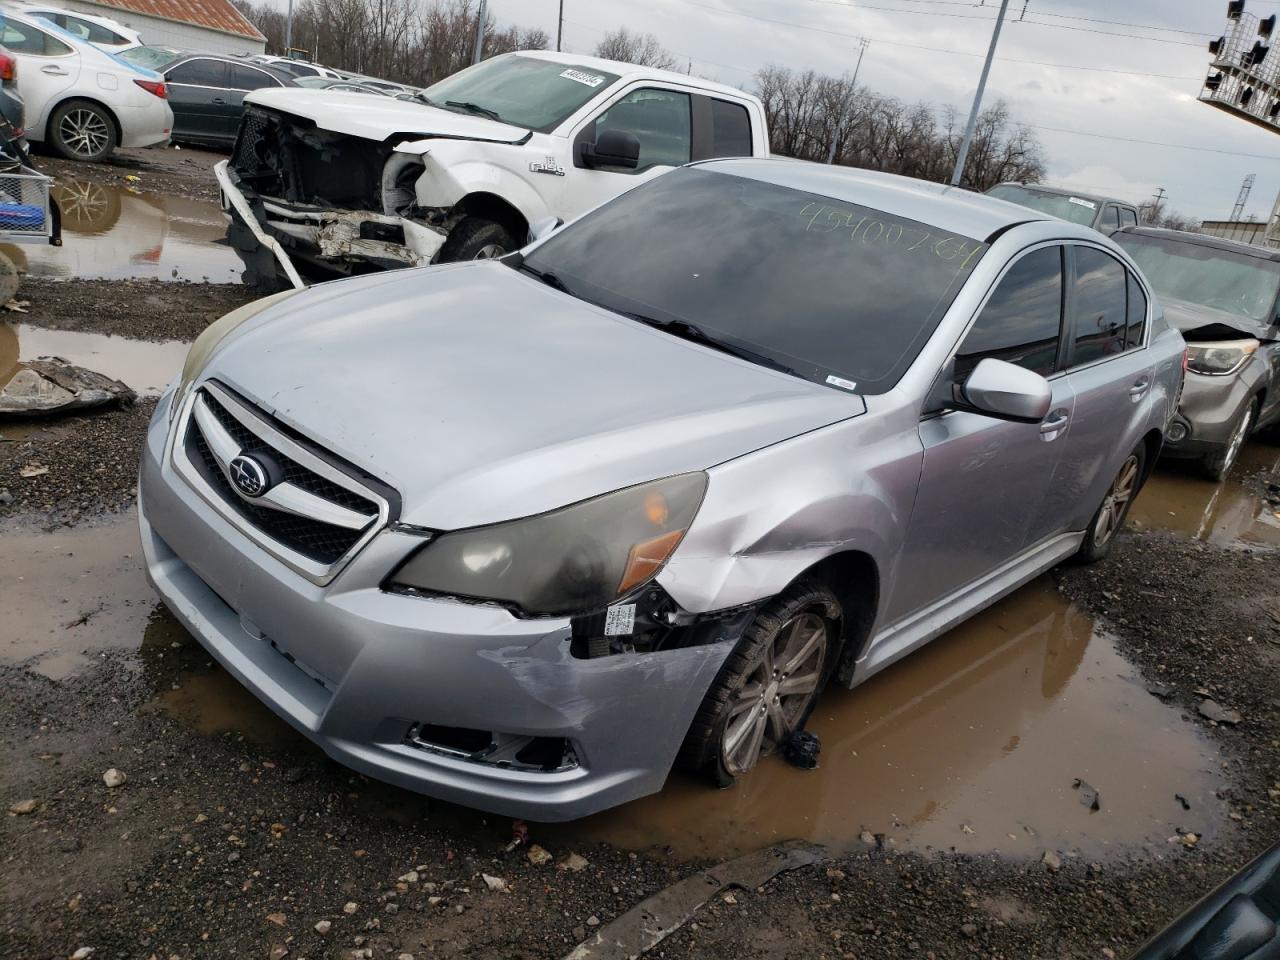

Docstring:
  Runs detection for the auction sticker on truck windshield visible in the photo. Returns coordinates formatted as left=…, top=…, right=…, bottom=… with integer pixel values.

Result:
left=1069, top=196, right=1097, bottom=209
left=561, top=68, right=606, bottom=87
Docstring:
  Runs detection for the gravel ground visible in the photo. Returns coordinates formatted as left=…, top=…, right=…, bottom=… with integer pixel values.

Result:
left=34, top=144, right=227, bottom=204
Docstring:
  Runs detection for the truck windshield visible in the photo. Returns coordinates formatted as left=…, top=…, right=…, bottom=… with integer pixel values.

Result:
left=419, top=55, right=619, bottom=132
left=987, top=184, right=1099, bottom=227
left=519, top=166, right=989, bottom=395
left=1114, top=233, right=1280, bottom=325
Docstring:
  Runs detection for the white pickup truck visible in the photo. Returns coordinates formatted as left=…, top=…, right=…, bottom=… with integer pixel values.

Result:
left=215, top=50, right=769, bottom=289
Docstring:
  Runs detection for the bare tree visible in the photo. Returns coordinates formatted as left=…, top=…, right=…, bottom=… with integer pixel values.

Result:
left=593, top=27, right=677, bottom=70
left=1139, top=200, right=1201, bottom=232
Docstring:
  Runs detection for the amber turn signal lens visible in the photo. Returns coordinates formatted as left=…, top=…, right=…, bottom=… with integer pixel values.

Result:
left=617, top=529, right=684, bottom=595
left=643, top=491, right=669, bottom=526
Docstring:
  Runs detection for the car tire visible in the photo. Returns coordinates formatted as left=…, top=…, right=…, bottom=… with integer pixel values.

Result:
left=1202, top=400, right=1256, bottom=482
left=48, top=100, right=117, bottom=163
left=438, top=217, right=516, bottom=262
left=678, top=578, right=843, bottom=788
left=1075, top=443, right=1146, bottom=564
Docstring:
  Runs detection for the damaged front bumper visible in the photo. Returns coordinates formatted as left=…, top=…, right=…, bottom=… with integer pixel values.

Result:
left=138, top=394, right=740, bottom=820
left=216, top=160, right=446, bottom=288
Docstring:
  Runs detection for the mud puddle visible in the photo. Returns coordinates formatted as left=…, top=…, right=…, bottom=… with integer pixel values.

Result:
left=0, top=179, right=239, bottom=283
left=552, top=579, right=1224, bottom=861
left=1129, top=444, right=1280, bottom=548
left=0, top=318, right=187, bottom=398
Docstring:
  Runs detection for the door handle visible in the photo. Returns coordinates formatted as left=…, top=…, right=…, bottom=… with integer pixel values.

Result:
left=1129, top=378, right=1150, bottom=402
left=211, top=97, right=226, bottom=104
left=41, top=65, right=68, bottom=75
left=1039, top=409, right=1070, bottom=440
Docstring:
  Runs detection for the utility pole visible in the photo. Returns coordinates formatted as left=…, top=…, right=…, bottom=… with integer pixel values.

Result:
left=284, top=0, right=293, bottom=54
left=949, top=0, right=1011, bottom=187
left=472, top=0, right=487, bottom=64
left=1230, top=173, right=1255, bottom=222
left=556, top=0, right=564, bottom=52
left=826, top=37, right=869, bottom=164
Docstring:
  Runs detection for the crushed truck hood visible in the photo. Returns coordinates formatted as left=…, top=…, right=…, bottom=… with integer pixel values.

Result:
left=1160, top=295, right=1273, bottom=341
left=206, top=263, right=864, bottom=530
left=242, top=89, right=530, bottom=143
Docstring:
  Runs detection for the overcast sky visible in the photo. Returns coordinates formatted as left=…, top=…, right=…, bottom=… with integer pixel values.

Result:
left=273, top=0, right=1280, bottom=219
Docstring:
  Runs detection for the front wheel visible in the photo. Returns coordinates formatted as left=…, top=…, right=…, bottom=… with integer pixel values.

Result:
left=1202, top=401, right=1255, bottom=482
left=1076, top=445, right=1146, bottom=564
left=678, top=579, right=842, bottom=787
left=48, top=100, right=117, bottom=162
left=437, top=216, right=516, bottom=262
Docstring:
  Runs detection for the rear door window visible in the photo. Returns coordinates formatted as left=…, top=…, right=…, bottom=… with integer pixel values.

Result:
left=955, top=246, right=1063, bottom=379
left=168, top=58, right=228, bottom=87
left=1069, top=247, right=1128, bottom=365
left=229, top=64, right=279, bottom=90
left=708, top=98, right=752, bottom=157
left=2, top=21, right=71, bottom=55
left=1126, top=273, right=1147, bottom=348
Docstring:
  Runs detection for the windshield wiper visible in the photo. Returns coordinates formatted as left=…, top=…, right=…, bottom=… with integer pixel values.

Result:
left=412, top=92, right=439, bottom=107
left=445, top=100, right=503, bottom=122
left=517, top=261, right=573, bottom=295
left=623, top=313, right=799, bottom=376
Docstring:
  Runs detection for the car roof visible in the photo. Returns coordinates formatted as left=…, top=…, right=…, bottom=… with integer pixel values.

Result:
left=513, top=49, right=763, bottom=104
left=1114, top=225, right=1280, bottom=262
left=695, top=158, right=1068, bottom=242
left=991, top=181, right=1136, bottom=209
left=168, top=52, right=296, bottom=81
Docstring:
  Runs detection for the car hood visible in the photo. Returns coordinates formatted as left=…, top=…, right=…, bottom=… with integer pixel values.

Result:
left=1160, top=295, right=1272, bottom=340
left=208, top=264, right=865, bottom=529
left=243, top=88, right=530, bottom=143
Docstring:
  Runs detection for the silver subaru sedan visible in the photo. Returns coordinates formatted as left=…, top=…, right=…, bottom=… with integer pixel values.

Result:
left=138, top=159, right=1185, bottom=820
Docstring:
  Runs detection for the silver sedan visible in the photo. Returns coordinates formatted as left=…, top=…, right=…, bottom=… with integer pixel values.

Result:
left=138, top=159, right=1185, bottom=820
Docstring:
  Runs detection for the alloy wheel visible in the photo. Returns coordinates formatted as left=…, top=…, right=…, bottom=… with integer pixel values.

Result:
left=1093, top=453, right=1140, bottom=549
left=473, top=243, right=506, bottom=259
left=1221, top=406, right=1253, bottom=478
left=720, top=611, right=828, bottom=777
left=59, top=108, right=110, bottom=159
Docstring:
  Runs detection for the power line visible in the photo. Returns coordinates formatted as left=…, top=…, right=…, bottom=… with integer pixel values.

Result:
left=1027, top=123, right=1280, bottom=160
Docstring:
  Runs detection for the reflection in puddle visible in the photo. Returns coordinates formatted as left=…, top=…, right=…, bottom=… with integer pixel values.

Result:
left=0, top=321, right=187, bottom=397
left=553, top=580, right=1222, bottom=860
left=1129, top=444, right=1280, bottom=548
left=0, top=179, right=240, bottom=283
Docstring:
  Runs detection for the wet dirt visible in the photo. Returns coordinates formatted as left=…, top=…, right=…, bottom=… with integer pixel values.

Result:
left=1128, top=444, right=1280, bottom=549
left=556, top=579, right=1223, bottom=861
left=0, top=179, right=240, bottom=283
left=0, top=319, right=187, bottom=398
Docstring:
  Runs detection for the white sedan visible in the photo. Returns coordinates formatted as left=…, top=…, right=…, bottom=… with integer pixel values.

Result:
left=1, top=8, right=170, bottom=160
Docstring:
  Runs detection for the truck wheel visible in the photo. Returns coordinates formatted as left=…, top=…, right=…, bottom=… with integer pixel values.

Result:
left=1075, top=444, right=1146, bottom=564
left=48, top=100, right=117, bottom=162
left=438, top=217, right=516, bottom=262
left=678, top=578, right=842, bottom=788
left=1202, top=400, right=1255, bottom=482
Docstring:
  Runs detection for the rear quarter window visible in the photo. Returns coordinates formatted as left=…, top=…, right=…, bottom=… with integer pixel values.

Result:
left=708, top=98, right=752, bottom=157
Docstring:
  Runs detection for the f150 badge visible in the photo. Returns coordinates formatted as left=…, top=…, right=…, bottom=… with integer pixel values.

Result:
left=530, top=156, right=566, bottom=176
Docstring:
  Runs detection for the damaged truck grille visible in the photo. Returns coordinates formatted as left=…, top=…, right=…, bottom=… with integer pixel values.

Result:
left=175, top=382, right=389, bottom=581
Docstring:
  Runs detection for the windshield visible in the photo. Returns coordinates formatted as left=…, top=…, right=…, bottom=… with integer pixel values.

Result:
left=420, top=55, right=619, bottom=132
left=520, top=166, right=989, bottom=394
left=987, top=184, right=1099, bottom=227
left=119, top=45, right=180, bottom=70
left=1114, top=233, right=1280, bottom=325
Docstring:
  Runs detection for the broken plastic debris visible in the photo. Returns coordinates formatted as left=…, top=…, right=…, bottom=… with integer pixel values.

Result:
left=0, top=358, right=135, bottom=416
left=782, top=730, right=820, bottom=770
left=1072, top=778, right=1101, bottom=811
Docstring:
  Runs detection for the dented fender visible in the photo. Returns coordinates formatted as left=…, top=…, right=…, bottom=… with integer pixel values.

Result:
left=394, top=139, right=552, bottom=226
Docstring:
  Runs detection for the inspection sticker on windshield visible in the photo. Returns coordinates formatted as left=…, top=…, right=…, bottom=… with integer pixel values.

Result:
left=825, top=375, right=858, bottom=391
left=560, top=68, right=606, bottom=87
left=1068, top=197, right=1097, bottom=209
left=604, top=603, right=636, bottom=636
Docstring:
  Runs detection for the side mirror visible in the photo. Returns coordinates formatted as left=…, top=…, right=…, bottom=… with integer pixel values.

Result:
left=958, top=358, right=1052, bottom=423
left=580, top=129, right=640, bottom=169
left=527, top=216, right=563, bottom=244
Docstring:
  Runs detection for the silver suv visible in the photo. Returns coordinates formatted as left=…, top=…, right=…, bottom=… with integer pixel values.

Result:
left=138, top=159, right=1185, bottom=820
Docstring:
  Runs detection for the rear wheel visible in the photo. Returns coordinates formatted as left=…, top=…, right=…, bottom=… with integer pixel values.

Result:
left=437, top=216, right=516, bottom=262
left=48, top=100, right=117, bottom=162
left=679, top=579, right=842, bottom=787
left=1202, top=401, right=1255, bottom=482
left=1076, top=444, right=1146, bottom=564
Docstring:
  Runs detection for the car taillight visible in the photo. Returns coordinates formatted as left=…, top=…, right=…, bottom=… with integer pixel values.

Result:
left=134, top=79, right=167, bottom=99
left=0, top=53, right=16, bottom=83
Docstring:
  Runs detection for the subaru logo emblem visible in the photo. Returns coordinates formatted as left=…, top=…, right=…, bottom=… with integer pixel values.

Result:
left=229, top=454, right=270, bottom=498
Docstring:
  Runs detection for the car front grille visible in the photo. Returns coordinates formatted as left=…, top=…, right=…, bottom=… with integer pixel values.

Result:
left=173, top=381, right=388, bottom=582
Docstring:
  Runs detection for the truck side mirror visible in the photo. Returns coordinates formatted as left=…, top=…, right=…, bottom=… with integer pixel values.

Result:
left=580, top=129, right=640, bottom=169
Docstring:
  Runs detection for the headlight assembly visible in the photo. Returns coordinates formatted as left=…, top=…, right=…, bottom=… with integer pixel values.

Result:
left=169, top=288, right=303, bottom=422
left=387, top=473, right=708, bottom=617
left=1185, top=338, right=1258, bottom=377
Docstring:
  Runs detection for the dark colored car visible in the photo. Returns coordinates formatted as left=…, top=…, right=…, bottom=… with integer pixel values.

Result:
left=155, top=53, right=296, bottom=148
left=0, top=44, right=26, bottom=159
left=1115, top=227, right=1280, bottom=480
left=987, top=182, right=1141, bottom=235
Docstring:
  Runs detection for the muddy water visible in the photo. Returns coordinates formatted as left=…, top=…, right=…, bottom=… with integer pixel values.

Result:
left=0, top=320, right=187, bottom=397
left=0, top=179, right=240, bottom=283
left=1129, top=445, right=1280, bottom=548
left=554, top=579, right=1222, bottom=860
